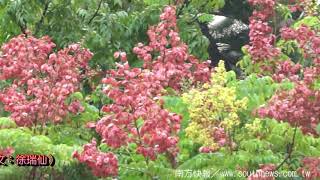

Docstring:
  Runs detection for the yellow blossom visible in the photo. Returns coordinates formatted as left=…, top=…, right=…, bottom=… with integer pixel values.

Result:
left=182, top=60, right=248, bottom=149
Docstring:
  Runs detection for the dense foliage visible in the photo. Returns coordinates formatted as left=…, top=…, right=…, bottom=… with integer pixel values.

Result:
left=0, top=0, right=319, bottom=180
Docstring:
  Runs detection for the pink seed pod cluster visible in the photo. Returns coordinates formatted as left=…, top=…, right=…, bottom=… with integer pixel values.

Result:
left=0, top=146, right=14, bottom=156
left=247, top=164, right=276, bottom=180
left=99, top=5, right=210, bottom=160
left=246, top=0, right=281, bottom=72
left=74, top=6, right=211, bottom=177
left=298, top=157, right=320, bottom=180
left=247, top=0, right=320, bottom=137
left=258, top=29, right=320, bottom=136
left=73, top=139, right=118, bottom=177
left=0, top=35, right=92, bottom=126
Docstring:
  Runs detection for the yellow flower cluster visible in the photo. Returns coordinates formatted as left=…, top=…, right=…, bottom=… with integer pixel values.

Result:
left=245, top=118, right=263, bottom=136
left=301, top=0, right=319, bottom=16
left=182, top=61, right=248, bottom=150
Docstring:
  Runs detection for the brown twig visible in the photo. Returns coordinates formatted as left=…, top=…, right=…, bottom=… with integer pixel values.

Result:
left=176, top=0, right=190, bottom=18
left=133, top=116, right=149, bottom=165
left=18, top=19, right=28, bottom=36
left=35, top=0, right=51, bottom=36
left=88, top=0, right=103, bottom=25
left=276, top=126, right=298, bottom=170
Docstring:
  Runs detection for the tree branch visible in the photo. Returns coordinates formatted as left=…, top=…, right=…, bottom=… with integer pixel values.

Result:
left=176, top=0, right=191, bottom=17
left=35, top=0, right=51, bottom=36
left=8, top=9, right=28, bottom=36
left=18, top=21, right=27, bottom=36
left=88, top=0, right=103, bottom=25
left=276, top=126, right=298, bottom=170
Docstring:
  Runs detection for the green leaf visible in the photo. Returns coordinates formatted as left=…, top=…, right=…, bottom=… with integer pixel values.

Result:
left=136, top=118, right=144, bottom=128
left=198, top=14, right=213, bottom=23
left=0, top=117, right=16, bottom=129
left=316, top=123, right=320, bottom=135
left=70, top=92, right=84, bottom=101
left=293, top=16, right=320, bottom=29
left=114, top=0, right=123, bottom=7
